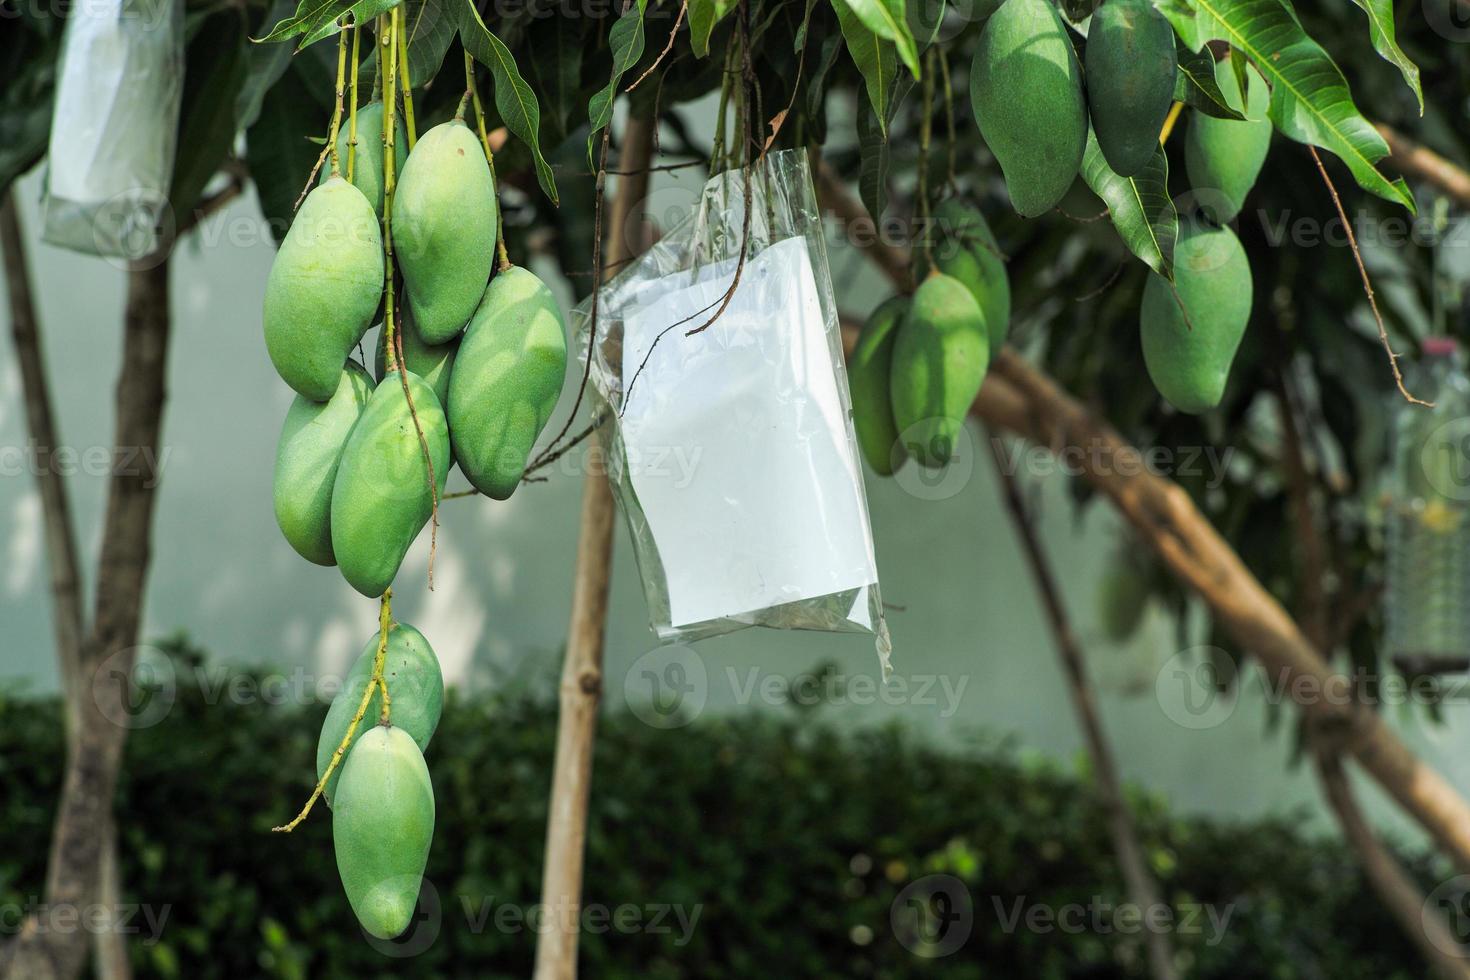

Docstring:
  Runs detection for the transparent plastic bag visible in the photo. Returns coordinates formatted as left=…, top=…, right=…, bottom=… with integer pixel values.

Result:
left=574, top=149, right=892, bottom=674
left=42, top=0, right=184, bottom=260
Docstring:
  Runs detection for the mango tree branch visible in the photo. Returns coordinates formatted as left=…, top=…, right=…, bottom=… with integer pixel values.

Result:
left=1377, top=123, right=1470, bottom=208
left=533, top=108, right=657, bottom=980
left=820, top=169, right=1470, bottom=871
left=986, top=434, right=1180, bottom=980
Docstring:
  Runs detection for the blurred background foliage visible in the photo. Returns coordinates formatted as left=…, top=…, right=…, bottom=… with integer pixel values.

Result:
left=0, top=644, right=1444, bottom=977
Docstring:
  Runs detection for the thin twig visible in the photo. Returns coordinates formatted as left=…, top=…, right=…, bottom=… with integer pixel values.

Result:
left=328, top=23, right=349, bottom=177
left=1307, top=146, right=1429, bottom=406
left=466, top=51, right=512, bottom=272
left=626, top=0, right=687, bottom=93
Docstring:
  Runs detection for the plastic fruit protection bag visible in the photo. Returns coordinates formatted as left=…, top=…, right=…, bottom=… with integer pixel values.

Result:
left=573, top=149, right=892, bottom=675
left=42, top=0, right=184, bottom=260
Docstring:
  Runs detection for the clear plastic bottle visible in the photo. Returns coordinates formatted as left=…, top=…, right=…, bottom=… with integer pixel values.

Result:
left=1384, top=337, right=1470, bottom=669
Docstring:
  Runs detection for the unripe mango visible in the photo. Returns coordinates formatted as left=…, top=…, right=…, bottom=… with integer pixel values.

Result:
left=447, top=267, right=567, bottom=500
left=931, top=199, right=1010, bottom=349
left=273, top=362, right=375, bottom=566
left=890, top=272, right=990, bottom=467
left=1184, top=58, right=1272, bottom=222
left=333, top=725, right=435, bottom=940
left=317, top=622, right=443, bottom=805
left=849, top=296, right=910, bottom=476
left=970, top=0, right=1087, bottom=217
left=1139, top=219, right=1253, bottom=414
left=319, top=101, right=408, bottom=217
left=330, top=371, right=451, bottom=597
left=1085, top=0, right=1177, bottom=177
left=374, top=309, right=458, bottom=409
left=264, top=177, right=383, bottom=401
left=392, top=121, right=498, bottom=343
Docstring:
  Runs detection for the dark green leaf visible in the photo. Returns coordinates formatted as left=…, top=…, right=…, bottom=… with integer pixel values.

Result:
left=1080, top=127, right=1177, bottom=277
left=245, top=65, right=324, bottom=243
left=689, top=0, right=738, bottom=57
left=458, top=0, right=559, bottom=203
left=832, top=0, right=895, bottom=135
left=836, top=0, right=918, bottom=77
left=1346, top=0, right=1422, bottom=111
left=172, top=13, right=249, bottom=218
left=584, top=0, right=648, bottom=166
left=1172, top=39, right=1245, bottom=120
left=856, top=99, right=889, bottom=220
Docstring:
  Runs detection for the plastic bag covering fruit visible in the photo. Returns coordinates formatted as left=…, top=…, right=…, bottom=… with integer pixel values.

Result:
left=332, top=725, right=434, bottom=939
left=970, top=0, right=1087, bottom=217
left=317, top=622, right=443, bottom=805
left=374, top=308, right=458, bottom=409
left=273, top=362, right=375, bottom=566
left=1085, top=0, right=1177, bottom=177
left=1140, top=219, right=1252, bottom=414
left=849, top=295, right=910, bottom=476
left=392, top=121, right=498, bottom=343
left=931, top=199, right=1010, bottom=348
left=330, top=371, right=450, bottom=597
left=890, top=272, right=991, bottom=467
left=1184, top=58, right=1271, bottom=222
left=447, top=267, right=568, bottom=500
left=264, top=176, right=383, bottom=401
left=319, top=101, right=408, bottom=218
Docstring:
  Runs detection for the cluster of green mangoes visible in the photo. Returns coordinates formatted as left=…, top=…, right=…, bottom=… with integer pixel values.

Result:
left=317, top=622, right=444, bottom=939
left=265, top=109, right=570, bottom=597
left=851, top=199, right=1010, bottom=473
left=969, top=0, right=1267, bottom=414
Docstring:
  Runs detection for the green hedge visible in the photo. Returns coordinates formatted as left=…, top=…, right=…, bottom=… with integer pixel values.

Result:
left=0, top=644, right=1438, bottom=978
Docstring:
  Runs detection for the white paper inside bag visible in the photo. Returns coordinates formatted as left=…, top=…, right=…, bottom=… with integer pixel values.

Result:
left=620, top=237, right=879, bottom=628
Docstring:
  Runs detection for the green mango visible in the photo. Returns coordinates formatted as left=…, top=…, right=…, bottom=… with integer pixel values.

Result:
left=332, top=724, right=435, bottom=940
left=849, top=296, right=910, bottom=476
left=931, top=199, right=1010, bottom=349
left=447, top=267, right=568, bottom=500
left=330, top=370, right=451, bottom=597
left=1139, top=219, right=1253, bottom=414
left=1085, top=0, right=1177, bottom=177
left=890, top=272, right=991, bottom=467
left=392, top=121, right=498, bottom=344
left=319, top=101, right=408, bottom=218
left=273, top=362, right=375, bottom=566
left=1184, top=58, right=1272, bottom=222
left=264, top=177, right=383, bottom=401
left=317, top=622, right=443, bottom=806
left=374, top=308, right=458, bottom=409
left=970, top=0, right=1087, bottom=217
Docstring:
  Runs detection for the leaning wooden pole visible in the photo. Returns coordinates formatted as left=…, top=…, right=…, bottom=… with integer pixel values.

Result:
left=533, top=109, right=657, bottom=980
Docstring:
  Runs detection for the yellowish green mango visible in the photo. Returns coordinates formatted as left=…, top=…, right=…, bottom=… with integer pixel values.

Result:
left=1085, top=0, right=1177, bottom=177
left=317, top=622, right=443, bottom=806
left=849, top=296, right=910, bottom=476
left=264, top=177, right=383, bottom=401
left=970, top=0, right=1087, bottom=217
left=273, top=362, right=375, bottom=566
left=330, top=371, right=450, bottom=597
left=1184, top=58, right=1272, bottom=222
left=319, top=101, right=408, bottom=218
left=447, top=267, right=567, bottom=500
left=392, top=121, right=498, bottom=343
left=890, top=272, right=990, bottom=467
left=931, top=199, right=1010, bottom=349
left=333, top=725, right=434, bottom=940
left=374, top=308, right=458, bottom=409
left=1140, top=219, right=1253, bottom=414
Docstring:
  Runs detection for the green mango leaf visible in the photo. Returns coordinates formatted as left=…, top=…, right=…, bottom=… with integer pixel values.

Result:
left=836, top=0, right=919, bottom=78
left=254, top=0, right=352, bottom=43
left=832, top=0, right=896, bottom=135
left=1346, top=0, right=1422, bottom=112
left=856, top=99, right=890, bottom=221
left=794, top=0, right=821, bottom=51
left=1184, top=0, right=1415, bottom=212
left=689, top=0, right=737, bottom=57
left=458, top=0, right=559, bottom=204
left=172, top=13, right=249, bottom=218
left=300, top=0, right=399, bottom=45
left=245, top=65, right=323, bottom=243
left=356, top=0, right=457, bottom=96
left=1081, top=128, right=1177, bottom=278
left=1172, top=39, right=1244, bottom=120
left=585, top=0, right=648, bottom=166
